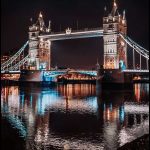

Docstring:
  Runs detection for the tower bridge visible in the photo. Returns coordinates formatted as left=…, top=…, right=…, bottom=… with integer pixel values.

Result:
left=1, top=0, right=149, bottom=83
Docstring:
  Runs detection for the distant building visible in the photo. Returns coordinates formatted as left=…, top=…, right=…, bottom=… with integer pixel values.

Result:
left=1, top=54, right=26, bottom=70
left=1, top=55, right=10, bottom=64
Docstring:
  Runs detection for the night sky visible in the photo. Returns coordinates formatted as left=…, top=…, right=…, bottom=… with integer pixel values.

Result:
left=1, top=0, right=149, bottom=69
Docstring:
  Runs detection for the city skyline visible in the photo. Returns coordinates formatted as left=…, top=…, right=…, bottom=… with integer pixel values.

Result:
left=1, top=0, right=149, bottom=69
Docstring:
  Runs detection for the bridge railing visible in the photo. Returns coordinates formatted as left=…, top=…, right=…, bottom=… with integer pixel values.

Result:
left=123, top=69, right=149, bottom=73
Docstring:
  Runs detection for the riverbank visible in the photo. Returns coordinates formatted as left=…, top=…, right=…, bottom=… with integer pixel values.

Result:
left=118, top=134, right=149, bottom=150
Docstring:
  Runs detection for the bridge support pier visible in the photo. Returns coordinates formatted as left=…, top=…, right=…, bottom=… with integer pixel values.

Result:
left=96, top=68, right=126, bottom=88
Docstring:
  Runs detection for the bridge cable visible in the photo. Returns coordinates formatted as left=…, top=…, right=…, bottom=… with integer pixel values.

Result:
left=119, top=33, right=149, bottom=60
left=8, top=55, right=29, bottom=71
left=1, top=41, right=29, bottom=70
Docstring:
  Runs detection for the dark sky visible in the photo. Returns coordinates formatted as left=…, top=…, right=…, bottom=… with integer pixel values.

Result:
left=1, top=0, right=149, bottom=69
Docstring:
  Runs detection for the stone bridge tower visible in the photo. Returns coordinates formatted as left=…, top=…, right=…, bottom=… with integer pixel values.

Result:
left=28, top=12, right=51, bottom=70
left=103, top=0, right=127, bottom=69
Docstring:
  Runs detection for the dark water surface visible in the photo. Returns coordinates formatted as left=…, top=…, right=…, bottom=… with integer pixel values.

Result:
left=1, top=83, right=149, bottom=150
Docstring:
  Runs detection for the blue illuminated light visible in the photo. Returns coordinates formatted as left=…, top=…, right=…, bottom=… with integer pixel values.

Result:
left=110, top=103, right=113, bottom=111
left=37, top=90, right=59, bottom=115
left=119, top=60, right=126, bottom=71
left=21, top=94, right=24, bottom=108
left=119, top=105, right=125, bottom=123
left=30, top=94, right=33, bottom=108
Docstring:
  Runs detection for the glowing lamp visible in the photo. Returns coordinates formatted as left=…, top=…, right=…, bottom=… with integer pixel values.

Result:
left=39, top=12, right=43, bottom=18
left=121, top=41, right=125, bottom=46
left=122, top=20, right=125, bottom=24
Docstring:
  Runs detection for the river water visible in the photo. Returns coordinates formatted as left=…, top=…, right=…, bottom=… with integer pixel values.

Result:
left=1, top=83, right=149, bottom=150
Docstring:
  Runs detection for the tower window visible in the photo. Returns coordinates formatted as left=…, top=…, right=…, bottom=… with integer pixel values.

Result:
left=109, top=24, right=114, bottom=29
left=32, top=33, right=36, bottom=36
left=109, top=24, right=113, bottom=28
left=46, top=45, right=49, bottom=49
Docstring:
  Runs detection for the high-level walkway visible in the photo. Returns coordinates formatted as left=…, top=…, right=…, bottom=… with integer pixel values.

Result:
left=39, top=28, right=103, bottom=41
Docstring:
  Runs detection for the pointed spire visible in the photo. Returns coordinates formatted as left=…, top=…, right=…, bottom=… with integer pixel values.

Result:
left=48, top=20, right=51, bottom=32
left=38, top=12, right=45, bottom=32
left=96, top=58, right=100, bottom=70
left=111, top=0, right=118, bottom=16
left=39, top=12, right=43, bottom=18
left=48, top=20, right=51, bottom=28
left=104, top=6, right=108, bottom=17
left=96, top=58, right=100, bottom=66
left=123, top=10, right=126, bottom=20
left=113, top=0, right=117, bottom=7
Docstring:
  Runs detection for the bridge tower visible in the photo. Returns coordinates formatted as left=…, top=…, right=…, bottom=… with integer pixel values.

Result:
left=28, top=12, right=51, bottom=70
left=103, top=0, right=127, bottom=69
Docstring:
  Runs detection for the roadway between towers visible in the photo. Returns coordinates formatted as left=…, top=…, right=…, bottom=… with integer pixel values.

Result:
left=38, top=28, right=103, bottom=41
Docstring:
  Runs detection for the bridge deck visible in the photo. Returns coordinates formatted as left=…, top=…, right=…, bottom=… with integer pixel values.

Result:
left=1, top=69, right=149, bottom=74
left=123, top=69, right=149, bottom=73
left=38, top=28, right=103, bottom=40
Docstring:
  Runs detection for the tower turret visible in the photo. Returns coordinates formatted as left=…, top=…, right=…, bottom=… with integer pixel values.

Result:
left=104, top=6, right=108, bottom=17
left=28, top=12, right=51, bottom=70
left=123, top=10, right=126, bottom=20
left=103, top=0, right=127, bottom=69
left=96, top=59, right=100, bottom=70
left=47, top=20, right=51, bottom=32
left=111, top=0, right=118, bottom=16
left=38, top=12, right=46, bottom=32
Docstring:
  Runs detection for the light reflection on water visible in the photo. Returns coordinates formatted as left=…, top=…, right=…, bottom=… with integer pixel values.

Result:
left=1, top=83, right=149, bottom=150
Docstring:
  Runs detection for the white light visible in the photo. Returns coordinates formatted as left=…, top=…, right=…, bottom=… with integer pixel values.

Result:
left=39, top=12, right=43, bottom=18
left=66, top=28, right=72, bottom=35
left=122, top=20, right=125, bottom=24
left=121, top=41, right=125, bottom=46
left=124, top=103, right=149, bottom=114
left=40, top=38, right=43, bottom=42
